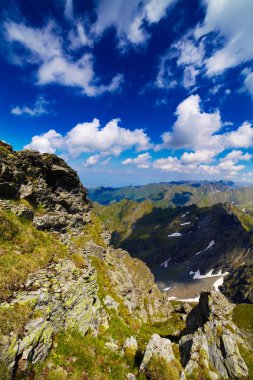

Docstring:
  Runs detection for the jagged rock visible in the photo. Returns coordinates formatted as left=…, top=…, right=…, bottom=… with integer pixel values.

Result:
left=0, top=142, right=91, bottom=232
left=0, top=259, right=101, bottom=373
left=103, top=295, right=119, bottom=310
left=140, top=334, right=175, bottom=371
left=180, top=291, right=249, bottom=379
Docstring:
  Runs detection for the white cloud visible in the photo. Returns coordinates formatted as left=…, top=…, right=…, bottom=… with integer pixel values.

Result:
left=153, top=95, right=253, bottom=177
left=24, top=118, right=152, bottom=157
left=11, top=96, right=51, bottom=117
left=242, top=68, right=253, bottom=99
left=221, top=150, right=252, bottom=163
left=156, top=37, right=204, bottom=89
left=155, top=53, right=178, bottom=89
left=24, top=130, right=63, bottom=153
left=223, top=122, right=253, bottom=148
left=122, top=153, right=151, bottom=168
left=64, top=0, right=74, bottom=20
left=181, top=150, right=216, bottom=164
left=182, top=66, right=199, bottom=89
left=5, top=21, right=123, bottom=96
left=93, top=0, right=176, bottom=46
left=158, top=94, right=222, bottom=150
left=84, top=154, right=101, bottom=166
left=195, top=0, right=253, bottom=75
left=158, top=94, right=253, bottom=153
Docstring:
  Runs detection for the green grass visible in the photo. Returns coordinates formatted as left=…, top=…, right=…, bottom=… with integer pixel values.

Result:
left=233, top=304, right=253, bottom=332
left=233, top=304, right=253, bottom=379
left=71, top=212, right=106, bottom=249
left=0, top=208, right=68, bottom=301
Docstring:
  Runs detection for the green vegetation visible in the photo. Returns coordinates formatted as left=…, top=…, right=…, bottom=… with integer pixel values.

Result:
left=233, top=304, right=253, bottom=332
left=233, top=304, right=253, bottom=379
left=71, top=212, right=106, bottom=248
left=0, top=303, right=32, bottom=336
left=0, top=208, right=68, bottom=301
left=145, top=355, right=180, bottom=380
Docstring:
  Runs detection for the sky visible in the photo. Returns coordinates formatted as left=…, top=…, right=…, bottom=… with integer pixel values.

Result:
left=0, top=0, right=253, bottom=187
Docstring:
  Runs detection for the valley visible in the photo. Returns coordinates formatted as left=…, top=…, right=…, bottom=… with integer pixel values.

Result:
left=91, top=185, right=253, bottom=303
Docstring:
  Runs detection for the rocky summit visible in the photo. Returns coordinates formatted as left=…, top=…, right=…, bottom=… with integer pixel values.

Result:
left=0, top=141, right=252, bottom=380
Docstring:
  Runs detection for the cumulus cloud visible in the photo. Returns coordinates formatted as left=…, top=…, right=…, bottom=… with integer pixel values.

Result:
left=195, top=0, right=253, bottom=75
left=24, top=130, right=63, bottom=153
left=4, top=21, right=123, bottom=96
left=93, top=0, right=177, bottom=46
left=153, top=95, right=253, bottom=177
left=83, top=154, right=101, bottom=167
left=11, top=96, right=51, bottom=117
left=158, top=94, right=222, bottom=150
left=158, top=94, right=253, bottom=153
left=122, top=153, right=151, bottom=168
left=24, top=118, right=152, bottom=158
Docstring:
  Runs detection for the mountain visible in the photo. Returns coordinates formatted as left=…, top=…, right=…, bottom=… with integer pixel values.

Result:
left=0, top=141, right=252, bottom=380
left=88, top=182, right=253, bottom=211
left=95, top=199, right=253, bottom=303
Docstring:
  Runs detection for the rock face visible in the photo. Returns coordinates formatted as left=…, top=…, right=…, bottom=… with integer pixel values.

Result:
left=0, top=141, right=91, bottom=232
left=0, top=260, right=101, bottom=373
left=180, top=291, right=249, bottom=379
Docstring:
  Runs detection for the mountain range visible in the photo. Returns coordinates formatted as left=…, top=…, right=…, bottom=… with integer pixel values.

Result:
left=0, top=141, right=252, bottom=380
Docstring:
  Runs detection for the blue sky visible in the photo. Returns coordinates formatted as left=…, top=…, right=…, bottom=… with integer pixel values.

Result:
left=0, top=0, right=253, bottom=187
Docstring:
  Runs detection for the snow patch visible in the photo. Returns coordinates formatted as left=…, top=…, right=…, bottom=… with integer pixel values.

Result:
left=213, top=276, right=227, bottom=291
left=189, top=269, right=229, bottom=280
left=168, top=232, right=182, bottom=237
left=163, top=287, right=171, bottom=291
left=154, top=224, right=160, bottom=229
left=181, top=222, right=190, bottom=226
left=195, top=240, right=215, bottom=256
left=181, top=212, right=190, bottom=218
left=160, top=258, right=171, bottom=268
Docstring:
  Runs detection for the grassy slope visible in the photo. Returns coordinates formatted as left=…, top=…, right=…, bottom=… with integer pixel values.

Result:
left=0, top=207, right=68, bottom=302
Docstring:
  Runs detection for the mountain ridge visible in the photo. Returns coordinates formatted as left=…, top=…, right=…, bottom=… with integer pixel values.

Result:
left=0, top=141, right=252, bottom=380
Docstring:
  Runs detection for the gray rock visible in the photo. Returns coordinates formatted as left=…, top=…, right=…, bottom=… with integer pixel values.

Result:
left=140, top=334, right=175, bottom=371
left=180, top=291, right=249, bottom=379
left=103, top=295, right=119, bottom=311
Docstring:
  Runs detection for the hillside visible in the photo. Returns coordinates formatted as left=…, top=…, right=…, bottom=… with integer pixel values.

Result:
left=95, top=199, right=253, bottom=303
left=0, top=141, right=252, bottom=380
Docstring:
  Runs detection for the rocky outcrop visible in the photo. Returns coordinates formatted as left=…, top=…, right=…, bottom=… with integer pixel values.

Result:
left=140, top=334, right=175, bottom=372
left=0, top=141, right=91, bottom=232
left=180, top=291, right=249, bottom=379
left=0, top=260, right=102, bottom=375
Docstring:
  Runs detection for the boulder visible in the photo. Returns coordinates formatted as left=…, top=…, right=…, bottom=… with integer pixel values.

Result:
left=180, top=291, right=249, bottom=379
left=140, top=334, right=175, bottom=371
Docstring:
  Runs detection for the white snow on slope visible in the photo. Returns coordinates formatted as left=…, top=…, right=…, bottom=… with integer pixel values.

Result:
left=189, top=269, right=229, bottom=280
left=181, top=222, right=190, bottom=226
left=213, top=277, right=226, bottom=291
left=195, top=240, right=215, bottom=256
left=181, top=212, right=190, bottom=218
left=154, top=224, right=160, bottom=229
left=168, top=232, right=182, bottom=237
left=163, top=286, right=171, bottom=291
left=160, top=258, right=171, bottom=268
